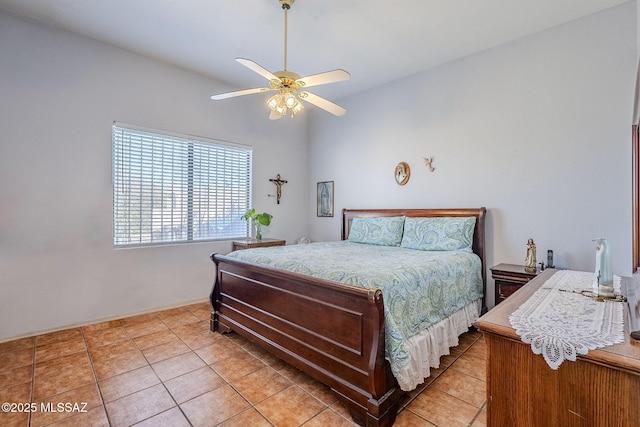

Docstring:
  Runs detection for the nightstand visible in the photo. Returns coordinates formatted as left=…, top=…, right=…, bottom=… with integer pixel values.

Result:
left=232, top=238, right=286, bottom=251
left=491, top=263, right=540, bottom=304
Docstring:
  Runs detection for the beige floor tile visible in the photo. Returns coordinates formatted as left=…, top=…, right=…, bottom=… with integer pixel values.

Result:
left=89, top=339, right=138, bottom=364
left=123, top=319, right=169, bottom=339
left=189, top=306, right=213, bottom=321
left=438, top=352, right=460, bottom=368
left=120, top=313, right=160, bottom=327
left=133, top=329, right=179, bottom=350
left=82, top=319, right=123, bottom=333
left=0, top=347, right=33, bottom=371
left=84, top=326, right=130, bottom=348
left=303, top=408, right=359, bottom=426
left=194, top=339, right=246, bottom=365
left=164, top=366, right=226, bottom=403
left=184, top=301, right=211, bottom=312
left=151, top=351, right=206, bottom=382
left=179, top=329, right=221, bottom=350
left=450, top=351, right=486, bottom=380
left=98, top=365, right=160, bottom=403
left=471, top=406, right=487, bottom=427
left=105, top=383, right=175, bottom=426
left=33, top=366, right=95, bottom=400
left=216, top=407, right=272, bottom=427
left=243, top=342, right=284, bottom=365
left=160, top=311, right=201, bottom=328
left=210, top=349, right=266, bottom=381
left=180, top=384, right=250, bottom=427
left=230, top=365, right=292, bottom=404
left=392, top=409, right=437, bottom=426
left=255, top=385, right=326, bottom=427
left=33, top=354, right=95, bottom=399
left=141, top=338, right=191, bottom=364
left=432, top=368, right=485, bottom=407
left=34, top=352, right=92, bottom=377
left=44, top=405, right=110, bottom=427
left=36, top=329, right=82, bottom=346
left=328, top=399, right=353, bottom=421
left=0, top=336, right=35, bottom=353
left=0, top=381, right=31, bottom=405
left=0, top=410, right=30, bottom=427
left=157, top=307, right=190, bottom=318
left=30, top=382, right=102, bottom=427
left=0, top=382, right=30, bottom=424
left=132, top=407, right=191, bottom=427
left=92, top=349, right=148, bottom=380
left=224, top=331, right=250, bottom=346
left=408, top=387, right=480, bottom=427
left=0, top=364, right=32, bottom=389
left=465, top=341, right=486, bottom=360
left=35, top=338, right=87, bottom=363
left=296, top=374, right=338, bottom=406
left=171, top=320, right=211, bottom=337
left=271, top=360, right=311, bottom=383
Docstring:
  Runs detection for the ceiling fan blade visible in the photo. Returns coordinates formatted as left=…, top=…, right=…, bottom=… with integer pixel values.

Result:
left=236, top=58, right=279, bottom=82
left=269, top=110, right=284, bottom=120
left=299, top=91, right=346, bottom=116
left=296, top=69, right=350, bottom=88
left=211, top=87, right=272, bottom=100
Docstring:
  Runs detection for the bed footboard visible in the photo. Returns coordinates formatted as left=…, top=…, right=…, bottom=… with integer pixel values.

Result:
left=210, top=253, right=403, bottom=427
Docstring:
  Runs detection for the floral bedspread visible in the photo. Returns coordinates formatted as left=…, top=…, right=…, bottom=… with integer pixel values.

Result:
left=226, top=241, right=483, bottom=377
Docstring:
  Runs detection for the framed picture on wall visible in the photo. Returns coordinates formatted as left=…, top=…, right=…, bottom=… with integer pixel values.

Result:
left=317, top=181, right=334, bottom=217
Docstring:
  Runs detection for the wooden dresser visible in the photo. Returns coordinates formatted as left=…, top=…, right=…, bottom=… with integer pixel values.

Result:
left=475, top=269, right=640, bottom=427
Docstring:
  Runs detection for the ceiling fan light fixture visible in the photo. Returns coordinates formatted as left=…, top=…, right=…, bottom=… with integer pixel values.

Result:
left=284, top=92, right=297, bottom=108
left=267, top=94, right=287, bottom=115
left=266, top=91, right=304, bottom=118
left=210, top=0, right=349, bottom=119
left=290, top=99, right=304, bottom=115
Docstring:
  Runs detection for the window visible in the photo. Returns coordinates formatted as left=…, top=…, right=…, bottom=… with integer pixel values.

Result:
left=112, top=124, right=252, bottom=246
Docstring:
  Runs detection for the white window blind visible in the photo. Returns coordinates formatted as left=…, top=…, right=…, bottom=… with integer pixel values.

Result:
left=112, top=124, right=252, bottom=246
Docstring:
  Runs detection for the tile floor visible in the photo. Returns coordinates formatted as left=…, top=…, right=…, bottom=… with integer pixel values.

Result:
left=0, top=301, right=487, bottom=427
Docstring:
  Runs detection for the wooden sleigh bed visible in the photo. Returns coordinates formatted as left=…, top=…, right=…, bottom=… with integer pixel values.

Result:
left=209, top=208, right=486, bottom=426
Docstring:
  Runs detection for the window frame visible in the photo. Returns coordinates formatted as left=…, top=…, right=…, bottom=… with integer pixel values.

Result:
left=112, top=123, right=252, bottom=247
left=633, top=124, right=639, bottom=272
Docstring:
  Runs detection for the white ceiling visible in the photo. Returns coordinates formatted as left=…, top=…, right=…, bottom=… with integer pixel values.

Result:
left=0, top=0, right=631, bottom=102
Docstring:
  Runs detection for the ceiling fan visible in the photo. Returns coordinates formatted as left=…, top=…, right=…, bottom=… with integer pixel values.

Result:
left=210, top=0, right=350, bottom=120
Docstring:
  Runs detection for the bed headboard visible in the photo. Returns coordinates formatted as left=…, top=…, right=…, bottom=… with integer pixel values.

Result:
left=342, top=208, right=487, bottom=311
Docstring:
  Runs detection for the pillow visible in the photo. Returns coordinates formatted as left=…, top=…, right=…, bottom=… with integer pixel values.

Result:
left=348, top=216, right=405, bottom=246
left=401, top=216, right=476, bottom=252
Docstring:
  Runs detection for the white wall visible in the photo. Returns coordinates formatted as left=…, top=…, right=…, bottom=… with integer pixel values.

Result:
left=309, top=3, right=636, bottom=307
left=0, top=11, right=309, bottom=341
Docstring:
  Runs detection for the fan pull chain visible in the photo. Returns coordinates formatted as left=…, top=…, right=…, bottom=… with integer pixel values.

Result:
left=283, top=4, right=289, bottom=71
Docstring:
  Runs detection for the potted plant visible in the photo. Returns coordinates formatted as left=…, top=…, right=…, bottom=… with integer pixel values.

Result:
left=242, top=208, right=273, bottom=241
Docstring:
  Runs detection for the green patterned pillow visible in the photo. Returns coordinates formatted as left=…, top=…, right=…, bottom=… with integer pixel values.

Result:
left=348, top=216, right=405, bottom=246
left=400, top=216, right=476, bottom=251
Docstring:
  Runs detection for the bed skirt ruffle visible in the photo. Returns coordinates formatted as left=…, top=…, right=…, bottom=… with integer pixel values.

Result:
left=395, top=299, right=482, bottom=391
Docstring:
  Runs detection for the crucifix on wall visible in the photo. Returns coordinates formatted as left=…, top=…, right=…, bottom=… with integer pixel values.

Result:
left=269, top=174, right=288, bottom=204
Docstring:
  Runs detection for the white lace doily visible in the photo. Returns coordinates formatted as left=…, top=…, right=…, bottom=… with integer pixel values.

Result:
left=508, top=270, right=624, bottom=370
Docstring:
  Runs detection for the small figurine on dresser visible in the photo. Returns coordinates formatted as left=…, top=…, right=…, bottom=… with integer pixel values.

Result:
left=525, top=238, right=537, bottom=272
left=593, top=238, right=614, bottom=297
